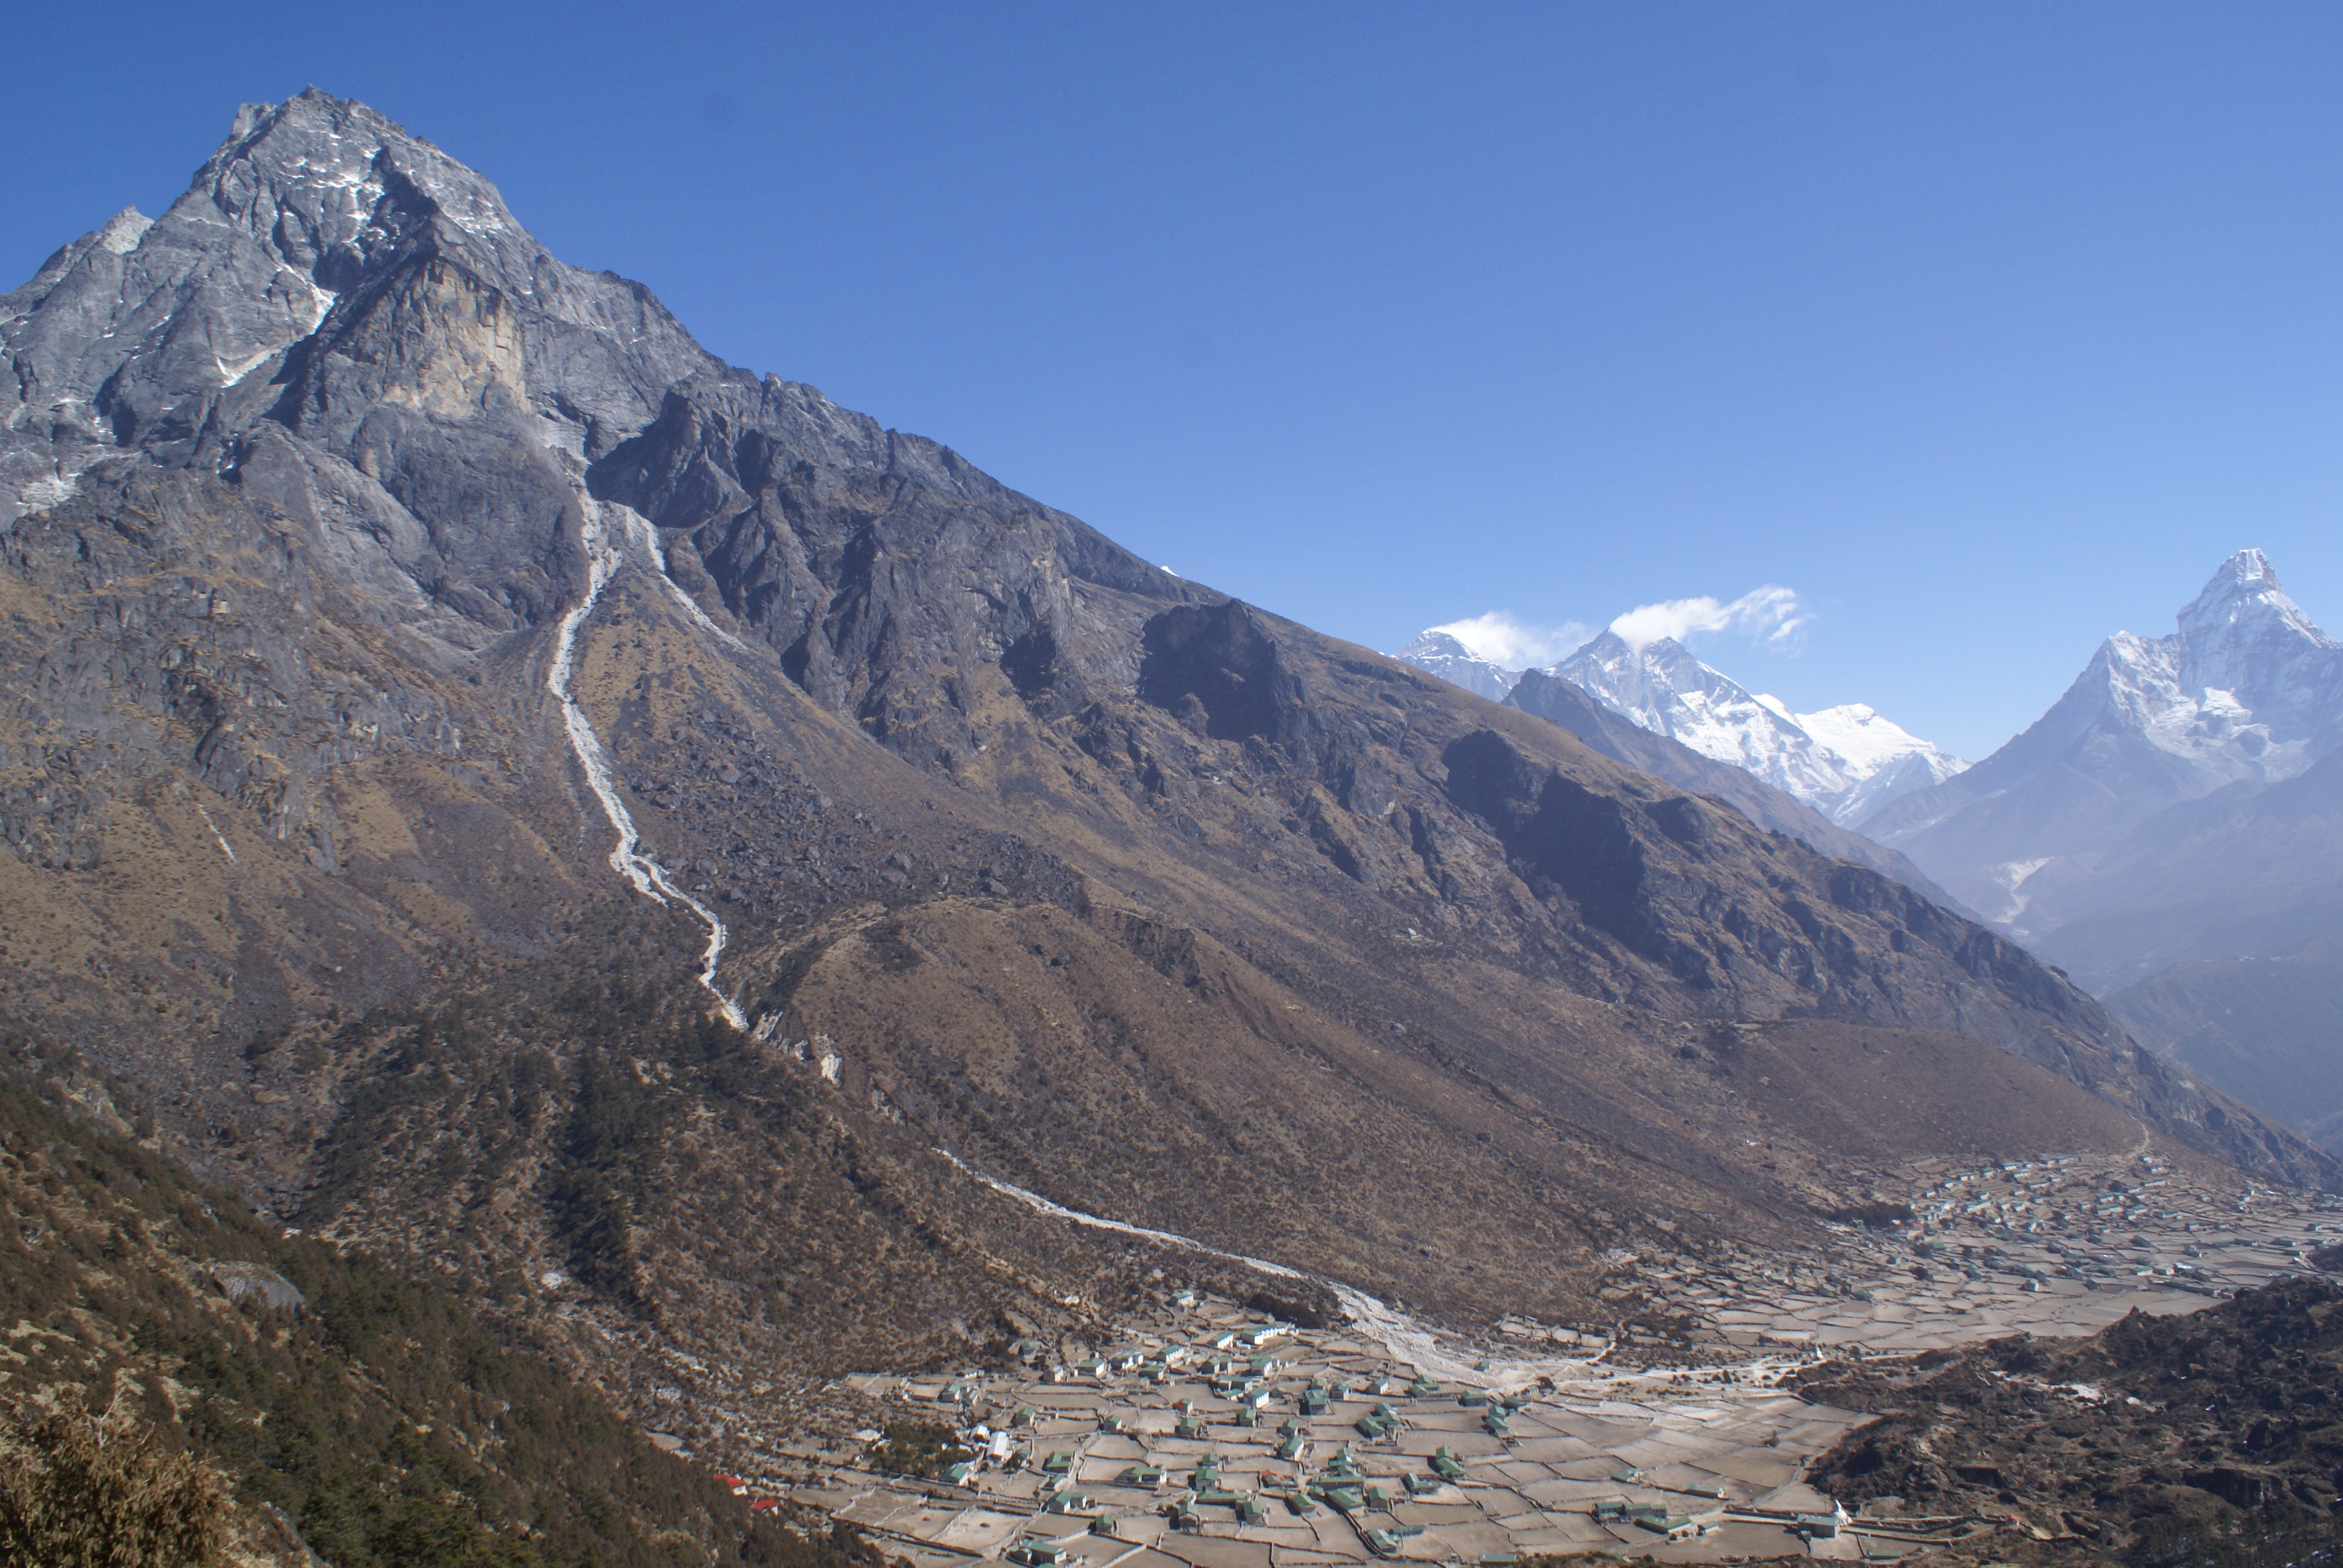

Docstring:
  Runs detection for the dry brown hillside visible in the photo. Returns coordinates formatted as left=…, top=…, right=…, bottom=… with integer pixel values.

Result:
left=0, top=91, right=2326, bottom=1451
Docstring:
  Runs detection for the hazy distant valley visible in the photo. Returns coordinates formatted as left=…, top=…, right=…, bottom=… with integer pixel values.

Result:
left=1399, top=552, right=2343, bottom=1166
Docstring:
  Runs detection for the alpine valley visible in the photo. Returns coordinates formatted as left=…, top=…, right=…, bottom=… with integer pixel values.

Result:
left=1861, top=550, right=2343, bottom=1154
left=1403, top=556, right=2343, bottom=1166
left=3, top=91, right=2341, bottom=1567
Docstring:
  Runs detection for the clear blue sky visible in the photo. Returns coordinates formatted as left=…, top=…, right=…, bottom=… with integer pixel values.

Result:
left=6, top=4, right=2336, bottom=759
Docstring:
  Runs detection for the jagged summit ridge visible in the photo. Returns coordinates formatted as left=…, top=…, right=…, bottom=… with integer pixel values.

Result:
left=1864, top=549, right=2343, bottom=930
left=1559, top=630, right=1839, bottom=798
left=1394, top=621, right=1965, bottom=826
left=2, top=87, right=712, bottom=528
left=1555, top=632, right=1965, bottom=825
left=2166, top=548, right=2342, bottom=730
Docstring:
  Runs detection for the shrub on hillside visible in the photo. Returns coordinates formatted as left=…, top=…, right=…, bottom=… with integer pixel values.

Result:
left=0, top=1397, right=231, bottom=1567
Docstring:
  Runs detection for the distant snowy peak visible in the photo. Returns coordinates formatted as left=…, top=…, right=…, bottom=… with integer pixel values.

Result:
left=1556, top=632, right=1965, bottom=825
left=1850, top=550, right=2343, bottom=936
left=1558, top=632, right=1833, bottom=794
left=1798, top=704, right=1969, bottom=817
left=1798, top=703, right=1945, bottom=774
left=2177, top=549, right=2338, bottom=685
left=2076, top=549, right=2343, bottom=782
left=1394, top=622, right=1964, bottom=825
left=1394, top=630, right=1522, bottom=702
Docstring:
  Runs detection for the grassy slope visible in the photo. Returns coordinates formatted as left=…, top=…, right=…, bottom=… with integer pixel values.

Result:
left=0, top=1032, right=869, bottom=1567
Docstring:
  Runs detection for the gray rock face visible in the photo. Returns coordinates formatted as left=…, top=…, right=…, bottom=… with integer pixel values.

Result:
left=209, top=1259, right=306, bottom=1312
left=0, top=87, right=2327, bottom=1217
left=4, top=87, right=710, bottom=622
left=0, top=70, right=1220, bottom=780
left=590, top=369, right=1204, bottom=759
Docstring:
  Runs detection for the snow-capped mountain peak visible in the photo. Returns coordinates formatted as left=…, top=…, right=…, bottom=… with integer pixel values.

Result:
left=2064, top=549, right=2343, bottom=785
left=1794, top=703, right=1970, bottom=826
left=1392, top=621, right=1965, bottom=825
left=2169, top=549, right=2341, bottom=719
left=1392, top=629, right=1522, bottom=702
left=1854, top=549, right=2343, bottom=936
left=1799, top=702, right=1940, bottom=773
left=1553, top=632, right=1964, bottom=825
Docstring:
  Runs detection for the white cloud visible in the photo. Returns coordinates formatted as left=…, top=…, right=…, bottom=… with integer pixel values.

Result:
left=1609, top=585, right=1808, bottom=652
left=1426, top=610, right=1599, bottom=671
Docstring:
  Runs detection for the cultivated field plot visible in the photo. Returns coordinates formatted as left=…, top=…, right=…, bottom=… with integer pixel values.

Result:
left=770, top=1147, right=2343, bottom=1562
left=1697, top=1145, right=2343, bottom=1352
left=799, top=1298, right=1935, bottom=1563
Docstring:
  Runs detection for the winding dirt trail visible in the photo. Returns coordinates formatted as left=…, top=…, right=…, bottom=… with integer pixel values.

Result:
left=937, top=1151, right=1689, bottom=1388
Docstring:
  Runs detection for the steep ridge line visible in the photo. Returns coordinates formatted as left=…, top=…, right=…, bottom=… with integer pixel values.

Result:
left=549, top=497, right=746, bottom=1027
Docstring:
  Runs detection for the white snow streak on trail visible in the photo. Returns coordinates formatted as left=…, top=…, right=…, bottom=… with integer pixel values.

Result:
left=937, top=1151, right=1639, bottom=1388
left=549, top=499, right=746, bottom=1028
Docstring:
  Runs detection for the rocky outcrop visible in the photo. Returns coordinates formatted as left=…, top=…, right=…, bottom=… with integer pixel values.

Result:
left=589, top=369, right=1201, bottom=760
left=1506, top=667, right=1967, bottom=912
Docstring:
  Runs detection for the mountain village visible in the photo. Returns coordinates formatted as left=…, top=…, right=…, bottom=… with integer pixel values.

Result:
left=657, top=1140, right=2343, bottom=1564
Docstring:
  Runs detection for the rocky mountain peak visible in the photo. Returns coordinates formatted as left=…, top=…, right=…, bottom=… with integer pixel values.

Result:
left=192, top=87, right=506, bottom=264
left=2, top=88, right=714, bottom=527
left=2170, top=548, right=2339, bottom=705
left=93, top=207, right=151, bottom=255
left=1391, top=628, right=1522, bottom=701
